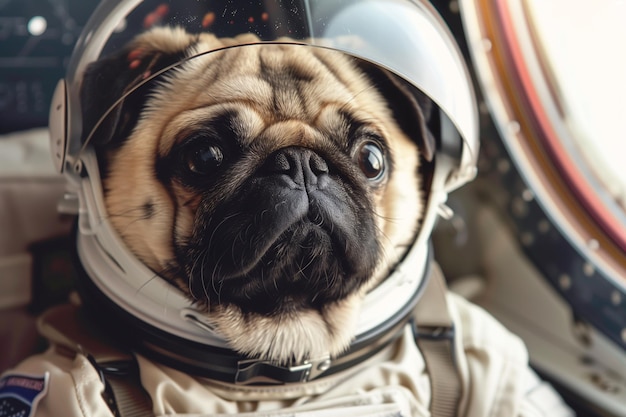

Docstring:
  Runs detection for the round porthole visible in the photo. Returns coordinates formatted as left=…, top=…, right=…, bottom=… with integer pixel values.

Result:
left=461, top=0, right=626, bottom=350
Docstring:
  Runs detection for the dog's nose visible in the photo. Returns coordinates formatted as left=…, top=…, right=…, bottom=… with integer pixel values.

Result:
left=266, top=147, right=329, bottom=188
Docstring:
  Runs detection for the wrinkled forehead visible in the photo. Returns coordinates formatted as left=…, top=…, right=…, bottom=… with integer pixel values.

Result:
left=137, top=44, right=395, bottom=155
left=152, top=43, right=377, bottom=120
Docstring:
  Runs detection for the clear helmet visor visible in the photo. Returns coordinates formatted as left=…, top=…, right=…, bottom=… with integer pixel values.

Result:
left=59, top=0, right=477, bottom=186
left=47, top=0, right=480, bottom=371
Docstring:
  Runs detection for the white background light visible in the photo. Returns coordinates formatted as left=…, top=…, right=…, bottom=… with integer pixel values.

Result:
left=27, top=16, right=47, bottom=37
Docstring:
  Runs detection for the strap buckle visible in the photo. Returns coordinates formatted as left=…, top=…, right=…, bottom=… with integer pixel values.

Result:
left=235, top=356, right=331, bottom=385
left=413, top=322, right=461, bottom=417
left=413, top=324, right=455, bottom=341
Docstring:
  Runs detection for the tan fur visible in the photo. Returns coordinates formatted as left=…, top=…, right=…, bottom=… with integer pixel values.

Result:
left=102, top=28, right=422, bottom=362
left=212, top=294, right=362, bottom=363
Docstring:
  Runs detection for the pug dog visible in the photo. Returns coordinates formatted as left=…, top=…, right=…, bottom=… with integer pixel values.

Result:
left=81, top=26, right=435, bottom=365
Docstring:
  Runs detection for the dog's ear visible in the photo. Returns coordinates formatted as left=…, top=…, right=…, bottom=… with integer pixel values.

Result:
left=80, top=39, right=189, bottom=146
left=358, top=63, right=436, bottom=162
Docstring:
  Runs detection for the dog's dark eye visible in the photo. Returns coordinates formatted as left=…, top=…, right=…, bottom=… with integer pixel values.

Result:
left=186, top=143, right=224, bottom=175
left=356, top=141, right=386, bottom=181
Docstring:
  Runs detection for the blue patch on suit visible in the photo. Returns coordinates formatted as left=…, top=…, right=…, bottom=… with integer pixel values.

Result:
left=0, top=373, right=49, bottom=417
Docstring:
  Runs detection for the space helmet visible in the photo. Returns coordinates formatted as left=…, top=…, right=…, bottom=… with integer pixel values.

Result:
left=48, top=0, right=478, bottom=383
left=459, top=0, right=626, bottom=413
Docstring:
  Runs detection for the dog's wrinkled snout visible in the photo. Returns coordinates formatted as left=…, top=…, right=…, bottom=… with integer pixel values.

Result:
left=266, top=147, right=329, bottom=189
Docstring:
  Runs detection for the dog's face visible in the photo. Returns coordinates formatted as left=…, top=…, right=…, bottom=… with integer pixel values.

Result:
left=82, top=27, right=434, bottom=362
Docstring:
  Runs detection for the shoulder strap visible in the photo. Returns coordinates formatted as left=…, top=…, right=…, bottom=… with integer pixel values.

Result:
left=101, top=367, right=154, bottom=417
left=39, top=303, right=154, bottom=417
left=412, top=264, right=462, bottom=417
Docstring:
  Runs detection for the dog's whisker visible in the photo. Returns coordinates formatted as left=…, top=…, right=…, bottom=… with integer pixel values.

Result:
left=260, top=268, right=270, bottom=296
left=188, top=249, right=202, bottom=283
left=187, top=278, right=197, bottom=301
left=234, top=229, right=248, bottom=274
left=216, top=267, right=226, bottom=305
left=298, top=255, right=316, bottom=278
left=200, top=269, right=208, bottom=302
left=321, top=269, right=331, bottom=292
left=371, top=211, right=406, bottom=225
left=371, top=224, right=395, bottom=265
left=188, top=246, right=209, bottom=301
left=272, top=273, right=280, bottom=292
left=187, top=212, right=243, bottom=303
left=194, top=250, right=207, bottom=302
left=210, top=253, right=227, bottom=303
left=206, top=212, right=242, bottom=258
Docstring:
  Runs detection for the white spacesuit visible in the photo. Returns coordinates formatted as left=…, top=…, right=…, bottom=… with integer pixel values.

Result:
left=3, top=266, right=571, bottom=417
